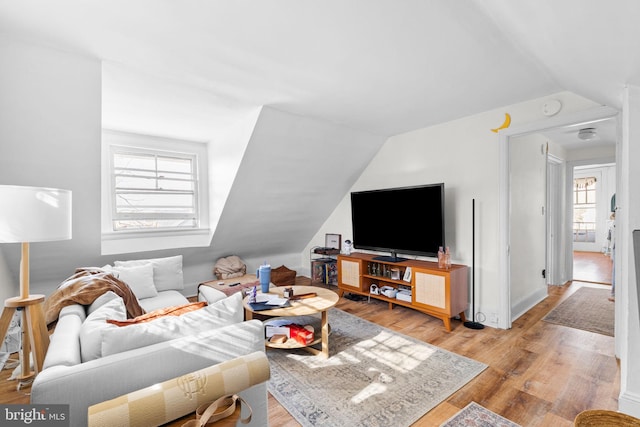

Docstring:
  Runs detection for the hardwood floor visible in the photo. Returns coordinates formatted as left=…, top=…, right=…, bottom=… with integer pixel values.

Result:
left=269, top=277, right=619, bottom=426
left=1, top=277, right=618, bottom=427
left=573, top=250, right=613, bottom=285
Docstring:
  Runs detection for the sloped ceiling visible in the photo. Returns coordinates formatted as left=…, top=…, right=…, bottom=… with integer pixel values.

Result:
left=1, top=1, right=639, bottom=280
left=210, top=107, right=386, bottom=258
left=1, top=0, right=638, bottom=137
left=476, top=1, right=640, bottom=109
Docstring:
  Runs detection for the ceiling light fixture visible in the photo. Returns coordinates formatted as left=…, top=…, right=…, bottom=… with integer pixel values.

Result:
left=578, top=127, right=597, bottom=140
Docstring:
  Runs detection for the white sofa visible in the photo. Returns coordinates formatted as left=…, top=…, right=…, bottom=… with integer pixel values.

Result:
left=31, top=256, right=268, bottom=427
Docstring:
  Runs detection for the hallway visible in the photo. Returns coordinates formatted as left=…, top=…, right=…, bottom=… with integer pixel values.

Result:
left=573, top=250, right=613, bottom=285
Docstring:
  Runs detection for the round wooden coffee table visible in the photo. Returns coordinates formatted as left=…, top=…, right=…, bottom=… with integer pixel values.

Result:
left=243, top=285, right=339, bottom=358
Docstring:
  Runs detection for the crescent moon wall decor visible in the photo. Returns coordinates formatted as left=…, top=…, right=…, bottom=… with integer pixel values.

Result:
left=491, top=113, right=511, bottom=133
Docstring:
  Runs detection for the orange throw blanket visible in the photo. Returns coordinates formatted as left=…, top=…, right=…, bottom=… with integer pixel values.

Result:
left=106, top=301, right=207, bottom=326
left=44, top=268, right=146, bottom=328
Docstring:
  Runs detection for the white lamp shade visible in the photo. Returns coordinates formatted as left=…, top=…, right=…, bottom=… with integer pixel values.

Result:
left=0, top=185, right=72, bottom=243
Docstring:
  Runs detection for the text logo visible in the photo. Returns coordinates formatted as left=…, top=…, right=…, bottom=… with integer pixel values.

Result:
left=0, top=405, right=69, bottom=426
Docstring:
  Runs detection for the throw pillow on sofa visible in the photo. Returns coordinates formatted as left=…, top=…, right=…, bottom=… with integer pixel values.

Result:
left=104, top=263, right=158, bottom=299
left=114, top=255, right=184, bottom=292
left=101, top=292, right=243, bottom=357
left=79, top=297, right=126, bottom=362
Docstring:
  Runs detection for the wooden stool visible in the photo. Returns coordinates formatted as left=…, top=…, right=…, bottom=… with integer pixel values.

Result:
left=0, top=294, right=50, bottom=385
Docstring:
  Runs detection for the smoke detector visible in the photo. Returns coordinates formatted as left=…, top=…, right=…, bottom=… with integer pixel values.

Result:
left=578, top=127, right=597, bottom=140
left=542, top=99, right=562, bottom=117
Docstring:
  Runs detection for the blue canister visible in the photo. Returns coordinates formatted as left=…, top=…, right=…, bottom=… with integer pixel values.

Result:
left=256, top=263, right=271, bottom=293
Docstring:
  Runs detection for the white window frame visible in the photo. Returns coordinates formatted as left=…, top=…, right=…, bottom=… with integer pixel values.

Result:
left=110, top=146, right=199, bottom=231
left=101, top=130, right=211, bottom=255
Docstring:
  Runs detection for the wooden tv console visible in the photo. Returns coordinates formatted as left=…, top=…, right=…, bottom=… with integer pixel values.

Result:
left=337, top=252, right=469, bottom=331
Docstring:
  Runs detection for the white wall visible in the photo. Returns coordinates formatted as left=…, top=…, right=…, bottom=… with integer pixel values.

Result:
left=0, top=37, right=102, bottom=295
left=0, top=39, right=386, bottom=297
left=618, top=85, right=640, bottom=417
left=307, top=91, right=601, bottom=327
left=0, top=247, right=16, bottom=301
left=509, top=133, right=548, bottom=318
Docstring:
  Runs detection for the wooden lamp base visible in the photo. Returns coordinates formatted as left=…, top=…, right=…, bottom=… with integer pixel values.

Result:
left=0, top=294, right=49, bottom=385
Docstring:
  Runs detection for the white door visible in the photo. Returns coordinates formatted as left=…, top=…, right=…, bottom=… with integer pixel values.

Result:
left=509, top=134, right=548, bottom=315
left=546, top=156, right=563, bottom=285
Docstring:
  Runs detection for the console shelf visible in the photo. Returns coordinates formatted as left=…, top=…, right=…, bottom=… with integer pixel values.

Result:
left=337, top=252, right=469, bottom=331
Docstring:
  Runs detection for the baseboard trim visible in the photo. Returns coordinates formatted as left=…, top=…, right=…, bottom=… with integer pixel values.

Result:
left=511, top=288, right=548, bottom=322
left=618, top=389, right=640, bottom=418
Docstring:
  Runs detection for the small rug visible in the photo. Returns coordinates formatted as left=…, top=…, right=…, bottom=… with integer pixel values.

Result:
left=543, top=287, right=614, bottom=336
left=267, top=308, right=487, bottom=427
left=440, top=402, right=521, bottom=427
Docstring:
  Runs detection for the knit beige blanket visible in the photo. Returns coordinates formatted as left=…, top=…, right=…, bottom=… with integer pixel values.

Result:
left=213, top=255, right=247, bottom=279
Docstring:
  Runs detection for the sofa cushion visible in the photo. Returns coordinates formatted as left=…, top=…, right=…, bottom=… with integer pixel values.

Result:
left=139, top=290, right=189, bottom=312
left=114, top=255, right=184, bottom=291
left=43, top=309, right=84, bottom=369
left=79, top=297, right=126, bottom=362
left=59, top=304, right=87, bottom=322
left=101, top=293, right=243, bottom=357
left=198, top=286, right=229, bottom=304
left=87, top=291, right=120, bottom=316
left=106, top=263, right=158, bottom=299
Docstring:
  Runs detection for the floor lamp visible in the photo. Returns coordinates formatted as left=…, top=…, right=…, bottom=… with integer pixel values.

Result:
left=0, top=185, right=72, bottom=384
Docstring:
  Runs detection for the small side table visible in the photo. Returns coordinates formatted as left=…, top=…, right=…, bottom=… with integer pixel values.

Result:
left=243, top=285, right=339, bottom=358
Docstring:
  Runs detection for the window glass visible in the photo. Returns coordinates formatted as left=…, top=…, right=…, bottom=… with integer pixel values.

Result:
left=573, top=177, right=596, bottom=243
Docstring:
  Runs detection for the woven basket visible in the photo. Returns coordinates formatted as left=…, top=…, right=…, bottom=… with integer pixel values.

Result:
left=574, top=410, right=640, bottom=426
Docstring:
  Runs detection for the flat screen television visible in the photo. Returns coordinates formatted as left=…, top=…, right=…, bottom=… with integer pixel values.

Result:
left=350, top=183, right=444, bottom=262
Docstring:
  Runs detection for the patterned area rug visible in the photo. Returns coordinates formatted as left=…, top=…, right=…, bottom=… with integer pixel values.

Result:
left=543, top=287, right=614, bottom=336
left=441, top=402, right=521, bottom=427
left=267, top=308, right=487, bottom=427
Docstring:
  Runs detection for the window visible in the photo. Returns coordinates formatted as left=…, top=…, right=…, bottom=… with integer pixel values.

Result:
left=573, top=177, right=596, bottom=242
left=111, top=147, right=198, bottom=231
left=101, top=130, right=211, bottom=255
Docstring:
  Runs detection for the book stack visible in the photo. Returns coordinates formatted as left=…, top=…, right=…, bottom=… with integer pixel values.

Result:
left=312, top=258, right=337, bottom=285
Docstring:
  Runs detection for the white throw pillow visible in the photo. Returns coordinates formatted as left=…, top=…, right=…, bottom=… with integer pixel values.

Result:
left=114, top=255, right=184, bottom=291
left=101, top=293, right=243, bottom=357
left=108, top=263, right=158, bottom=299
left=79, top=297, right=126, bottom=362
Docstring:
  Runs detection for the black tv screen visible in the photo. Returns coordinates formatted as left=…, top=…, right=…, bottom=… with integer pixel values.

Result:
left=350, top=183, right=444, bottom=262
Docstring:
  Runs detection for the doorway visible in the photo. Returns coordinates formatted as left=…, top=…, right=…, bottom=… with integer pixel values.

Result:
left=498, top=106, right=619, bottom=329
left=571, top=163, right=616, bottom=285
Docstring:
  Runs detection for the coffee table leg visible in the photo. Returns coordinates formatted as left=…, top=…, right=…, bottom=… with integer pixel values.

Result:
left=321, top=310, right=329, bottom=358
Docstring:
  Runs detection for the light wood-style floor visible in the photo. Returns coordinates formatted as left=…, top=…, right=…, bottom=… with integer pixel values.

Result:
left=267, top=277, right=618, bottom=427
left=0, top=275, right=618, bottom=426
left=573, top=250, right=614, bottom=285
